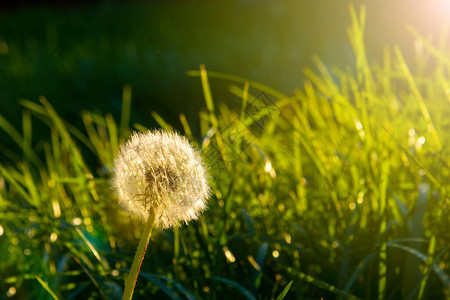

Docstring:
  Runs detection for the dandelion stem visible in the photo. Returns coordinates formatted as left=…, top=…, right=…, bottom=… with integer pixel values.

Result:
left=122, top=211, right=156, bottom=300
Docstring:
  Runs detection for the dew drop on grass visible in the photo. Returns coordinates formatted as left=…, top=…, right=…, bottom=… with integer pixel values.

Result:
left=264, top=160, right=272, bottom=172
left=223, top=246, right=236, bottom=263
left=357, top=191, right=364, bottom=203
left=283, top=233, right=291, bottom=244
left=26, top=229, right=35, bottom=238
left=50, top=233, right=58, bottom=243
left=6, top=287, right=16, bottom=297
left=71, top=218, right=82, bottom=226
left=416, top=136, right=426, bottom=150
left=52, top=200, right=61, bottom=218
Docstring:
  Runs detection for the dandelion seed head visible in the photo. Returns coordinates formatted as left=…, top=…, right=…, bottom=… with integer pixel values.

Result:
left=112, top=130, right=210, bottom=228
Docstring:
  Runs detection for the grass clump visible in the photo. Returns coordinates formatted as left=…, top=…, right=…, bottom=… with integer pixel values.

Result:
left=0, top=4, right=449, bottom=300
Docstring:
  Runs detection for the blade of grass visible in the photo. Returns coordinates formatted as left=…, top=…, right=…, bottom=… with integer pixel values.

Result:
left=250, top=242, right=268, bottom=295
left=179, top=113, right=194, bottom=142
left=418, top=236, right=436, bottom=299
left=387, top=243, right=449, bottom=292
left=20, top=99, right=96, bottom=154
left=378, top=160, right=390, bottom=300
left=139, top=272, right=181, bottom=299
left=382, top=124, right=441, bottom=189
left=394, top=46, right=441, bottom=151
left=0, top=165, right=33, bottom=205
left=0, top=114, right=42, bottom=168
left=343, top=253, right=376, bottom=293
left=207, top=276, right=257, bottom=300
left=74, top=227, right=110, bottom=271
left=187, top=69, right=287, bottom=100
left=19, top=163, right=40, bottom=207
left=285, top=267, right=361, bottom=300
left=34, top=275, right=59, bottom=300
left=39, top=97, right=86, bottom=175
left=275, top=280, right=293, bottom=300
left=105, top=113, right=119, bottom=156
left=151, top=111, right=173, bottom=131
left=70, top=255, right=107, bottom=300
left=199, top=64, right=230, bottom=171
left=22, top=110, right=32, bottom=163
left=120, top=84, right=132, bottom=137
left=406, top=26, right=450, bottom=67
left=82, top=111, right=108, bottom=166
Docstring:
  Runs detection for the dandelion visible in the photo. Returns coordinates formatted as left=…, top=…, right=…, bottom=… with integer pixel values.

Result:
left=113, top=130, right=209, bottom=228
left=112, top=130, right=210, bottom=299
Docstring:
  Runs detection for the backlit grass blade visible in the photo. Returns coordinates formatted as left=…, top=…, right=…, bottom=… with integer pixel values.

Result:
left=406, top=26, right=450, bottom=67
left=285, top=267, right=361, bottom=300
left=74, top=227, right=110, bottom=271
left=82, top=111, right=108, bottom=166
left=151, top=111, right=173, bottom=131
left=34, top=275, right=59, bottom=300
left=199, top=64, right=230, bottom=171
left=106, top=113, right=119, bottom=155
left=275, top=280, right=293, bottom=300
left=22, top=110, right=32, bottom=162
left=71, top=254, right=107, bottom=299
left=292, top=117, right=307, bottom=213
left=381, top=124, right=442, bottom=188
left=394, top=46, right=441, bottom=151
left=0, top=114, right=42, bottom=168
left=19, top=99, right=96, bottom=154
left=120, top=83, right=132, bottom=137
left=19, top=163, right=40, bottom=207
left=378, top=160, right=390, bottom=300
left=401, top=183, right=429, bottom=295
left=418, top=236, right=436, bottom=299
left=179, top=113, right=194, bottom=142
left=39, top=96, right=87, bottom=174
left=0, top=165, right=33, bottom=205
left=250, top=242, right=268, bottom=295
left=187, top=69, right=287, bottom=100
left=132, top=123, right=148, bottom=132
left=387, top=243, right=450, bottom=293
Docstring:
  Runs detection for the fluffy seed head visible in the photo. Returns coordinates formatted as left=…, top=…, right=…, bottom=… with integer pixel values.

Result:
left=112, top=130, right=210, bottom=229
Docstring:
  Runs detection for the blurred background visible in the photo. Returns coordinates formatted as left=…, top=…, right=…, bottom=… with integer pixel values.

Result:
left=0, top=0, right=449, bottom=140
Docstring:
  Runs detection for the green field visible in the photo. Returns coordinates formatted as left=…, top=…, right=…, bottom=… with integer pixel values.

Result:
left=0, top=2, right=449, bottom=300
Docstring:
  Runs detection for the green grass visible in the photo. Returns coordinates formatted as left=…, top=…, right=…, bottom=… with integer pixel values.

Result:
left=1, top=4, right=449, bottom=299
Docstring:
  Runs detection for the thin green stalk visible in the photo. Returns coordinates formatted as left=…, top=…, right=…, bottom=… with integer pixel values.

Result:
left=123, top=211, right=156, bottom=300
left=378, top=160, right=390, bottom=300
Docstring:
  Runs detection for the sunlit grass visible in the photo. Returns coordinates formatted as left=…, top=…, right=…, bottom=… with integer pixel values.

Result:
left=0, top=4, right=449, bottom=299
